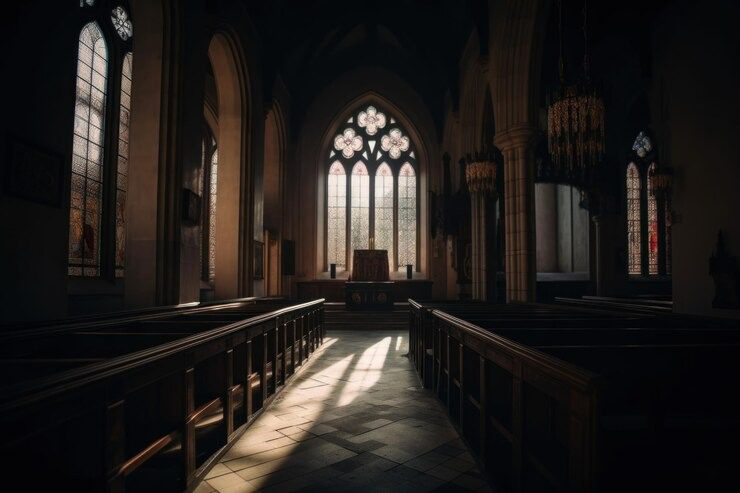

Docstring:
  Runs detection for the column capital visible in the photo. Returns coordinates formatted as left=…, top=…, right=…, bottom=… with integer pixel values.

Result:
left=493, top=125, right=539, bottom=151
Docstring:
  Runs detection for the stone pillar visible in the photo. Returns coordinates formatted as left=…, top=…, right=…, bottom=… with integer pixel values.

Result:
left=495, top=126, right=538, bottom=303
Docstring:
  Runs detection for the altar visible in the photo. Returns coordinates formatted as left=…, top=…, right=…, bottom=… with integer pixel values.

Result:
left=345, top=249, right=394, bottom=310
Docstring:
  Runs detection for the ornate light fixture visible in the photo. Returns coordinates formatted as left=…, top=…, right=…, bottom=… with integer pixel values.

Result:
left=546, top=0, right=605, bottom=187
left=465, top=146, right=502, bottom=196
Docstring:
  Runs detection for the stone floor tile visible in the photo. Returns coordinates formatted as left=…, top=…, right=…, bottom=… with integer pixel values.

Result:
left=426, top=464, right=463, bottom=482
left=206, top=472, right=254, bottom=492
left=451, top=472, right=488, bottom=490
left=193, top=330, right=491, bottom=492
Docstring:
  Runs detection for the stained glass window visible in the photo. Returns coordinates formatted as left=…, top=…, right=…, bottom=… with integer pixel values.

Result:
left=111, top=6, right=133, bottom=41
left=325, top=104, right=418, bottom=274
left=626, top=163, right=641, bottom=275
left=374, top=163, right=394, bottom=265
left=632, top=131, right=653, bottom=159
left=69, top=22, right=108, bottom=277
left=647, top=163, right=659, bottom=275
left=327, top=161, right=347, bottom=269
left=351, top=162, right=370, bottom=258
left=114, top=52, right=133, bottom=277
left=208, top=149, right=218, bottom=284
left=398, top=163, right=417, bottom=271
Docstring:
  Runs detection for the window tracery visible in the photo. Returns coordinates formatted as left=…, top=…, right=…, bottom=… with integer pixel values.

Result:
left=625, top=132, right=671, bottom=277
left=69, top=2, right=134, bottom=278
left=325, top=104, right=419, bottom=273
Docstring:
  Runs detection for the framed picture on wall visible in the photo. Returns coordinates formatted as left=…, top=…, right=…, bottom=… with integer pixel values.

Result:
left=254, top=240, right=264, bottom=280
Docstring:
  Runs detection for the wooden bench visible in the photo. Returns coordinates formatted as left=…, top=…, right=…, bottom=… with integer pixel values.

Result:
left=0, top=298, right=325, bottom=492
left=408, top=299, right=740, bottom=492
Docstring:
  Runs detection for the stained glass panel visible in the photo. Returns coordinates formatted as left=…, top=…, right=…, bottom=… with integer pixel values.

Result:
left=69, top=22, right=108, bottom=277
left=627, top=163, right=641, bottom=275
left=647, top=163, right=659, bottom=275
left=632, top=131, right=652, bottom=159
left=111, top=6, right=133, bottom=41
left=325, top=104, right=419, bottom=274
left=350, top=162, right=370, bottom=261
left=115, top=52, right=132, bottom=277
left=208, top=150, right=218, bottom=284
left=374, top=163, right=394, bottom=266
left=327, top=161, right=347, bottom=269
left=398, top=163, right=417, bottom=271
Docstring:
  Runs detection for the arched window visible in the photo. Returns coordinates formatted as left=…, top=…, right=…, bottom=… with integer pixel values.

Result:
left=115, top=52, right=133, bottom=277
left=374, top=163, right=394, bottom=262
left=625, top=132, right=671, bottom=277
left=626, top=163, right=641, bottom=275
left=398, top=163, right=417, bottom=271
left=647, top=163, right=659, bottom=275
left=200, top=128, right=218, bottom=286
left=69, top=2, right=133, bottom=278
left=325, top=104, right=419, bottom=273
left=69, top=22, right=108, bottom=277
left=327, top=162, right=347, bottom=269
left=350, top=162, right=370, bottom=255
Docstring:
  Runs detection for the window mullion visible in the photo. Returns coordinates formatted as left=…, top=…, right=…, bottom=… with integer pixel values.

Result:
left=345, top=163, right=351, bottom=271
left=369, top=174, right=375, bottom=248
left=393, top=171, right=399, bottom=272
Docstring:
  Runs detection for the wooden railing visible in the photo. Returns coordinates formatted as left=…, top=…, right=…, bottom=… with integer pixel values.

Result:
left=409, top=299, right=740, bottom=492
left=409, top=300, right=600, bottom=491
left=0, top=298, right=325, bottom=492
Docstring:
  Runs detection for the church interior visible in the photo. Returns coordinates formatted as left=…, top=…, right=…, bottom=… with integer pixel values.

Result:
left=1, top=0, right=740, bottom=491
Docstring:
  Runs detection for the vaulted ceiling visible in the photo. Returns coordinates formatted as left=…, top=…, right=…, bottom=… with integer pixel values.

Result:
left=246, top=0, right=483, bottom=133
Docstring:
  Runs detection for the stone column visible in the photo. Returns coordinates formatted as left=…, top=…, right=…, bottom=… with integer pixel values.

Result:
left=495, top=126, right=538, bottom=303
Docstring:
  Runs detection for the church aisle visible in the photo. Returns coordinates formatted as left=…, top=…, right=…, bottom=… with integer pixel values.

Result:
left=196, top=330, right=491, bottom=492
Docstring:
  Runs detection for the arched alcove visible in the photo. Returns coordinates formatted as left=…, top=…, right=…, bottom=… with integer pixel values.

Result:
left=263, top=103, right=286, bottom=296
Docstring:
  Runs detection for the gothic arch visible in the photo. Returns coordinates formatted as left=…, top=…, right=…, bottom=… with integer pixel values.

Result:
left=316, top=91, right=431, bottom=278
left=207, top=30, right=250, bottom=300
left=263, top=100, right=287, bottom=295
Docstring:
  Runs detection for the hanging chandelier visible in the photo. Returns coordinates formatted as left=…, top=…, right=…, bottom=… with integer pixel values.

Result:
left=465, top=146, right=502, bottom=196
left=546, top=0, right=605, bottom=187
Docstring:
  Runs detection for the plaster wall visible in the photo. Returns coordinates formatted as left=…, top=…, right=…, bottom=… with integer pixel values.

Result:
left=653, top=0, right=740, bottom=318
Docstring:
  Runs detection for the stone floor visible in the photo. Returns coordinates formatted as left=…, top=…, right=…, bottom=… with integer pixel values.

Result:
left=195, top=330, right=491, bottom=493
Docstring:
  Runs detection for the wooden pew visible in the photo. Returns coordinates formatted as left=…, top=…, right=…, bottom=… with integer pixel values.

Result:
left=408, top=299, right=740, bottom=492
left=0, top=298, right=325, bottom=492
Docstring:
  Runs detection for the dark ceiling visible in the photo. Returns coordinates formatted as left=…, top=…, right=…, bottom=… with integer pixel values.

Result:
left=245, top=0, right=483, bottom=134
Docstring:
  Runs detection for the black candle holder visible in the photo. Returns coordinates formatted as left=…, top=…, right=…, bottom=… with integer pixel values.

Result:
left=330, top=263, right=336, bottom=279
left=406, top=264, right=413, bottom=279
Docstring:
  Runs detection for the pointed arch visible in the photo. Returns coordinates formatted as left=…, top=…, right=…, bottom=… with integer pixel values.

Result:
left=647, top=162, right=659, bottom=275
left=320, top=99, right=422, bottom=275
left=374, top=163, right=394, bottom=264
left=207, top=31, right=250, bottom=299
left=115, top=51, right=133, bottom=277
left=69, top=22, right=109, bottom=277
left=327, top=161, right=347, bottom=269
left=350, top=161, right=370, bottom=256
left=627, top=163, right=642, bottom=275
left=398, top=162, right=417, bottom=271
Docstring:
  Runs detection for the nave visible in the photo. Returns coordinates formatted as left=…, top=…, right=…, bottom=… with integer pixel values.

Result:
left=200, top=331, right=487, bottom=493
